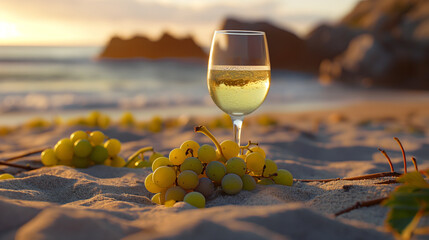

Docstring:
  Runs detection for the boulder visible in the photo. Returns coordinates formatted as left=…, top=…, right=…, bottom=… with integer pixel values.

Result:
left=220, top=18, right=319, bottom=72
left=317, top=0, right=429, bottom=89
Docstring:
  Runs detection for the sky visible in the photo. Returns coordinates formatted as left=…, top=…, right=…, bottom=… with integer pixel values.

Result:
left=0, top=0, right=360, bottom=47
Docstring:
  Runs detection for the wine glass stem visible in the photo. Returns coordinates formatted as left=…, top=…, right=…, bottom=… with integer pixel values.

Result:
left=231, top=115, right=244, bottom=147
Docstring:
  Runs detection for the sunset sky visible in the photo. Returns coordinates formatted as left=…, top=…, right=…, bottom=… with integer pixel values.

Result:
left=0, top=0, right=360, bottom=47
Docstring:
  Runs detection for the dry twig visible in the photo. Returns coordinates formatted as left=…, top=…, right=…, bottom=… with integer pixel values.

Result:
left=334, top=197, right=387, bottom=217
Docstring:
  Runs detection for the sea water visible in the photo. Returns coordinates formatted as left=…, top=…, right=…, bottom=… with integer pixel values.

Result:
left=0, top=46, right=427, bottom=125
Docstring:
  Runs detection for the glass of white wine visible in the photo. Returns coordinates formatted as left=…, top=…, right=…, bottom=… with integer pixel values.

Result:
left=207, top=30, right=271, bottom=146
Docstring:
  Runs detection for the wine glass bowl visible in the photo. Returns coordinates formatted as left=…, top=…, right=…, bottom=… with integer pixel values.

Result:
left=207, top=30, right=270, bottom=146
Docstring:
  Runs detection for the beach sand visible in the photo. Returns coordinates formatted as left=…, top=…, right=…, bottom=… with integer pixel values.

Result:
left=1, top=100, right=429, bottom=240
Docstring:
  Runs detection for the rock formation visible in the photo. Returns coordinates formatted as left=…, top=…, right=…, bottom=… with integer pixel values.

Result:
left=317, top=0, right=429, bottom=89
left=220, top=18, right=319, bottom=72
left=98, top=33, right=207, bottom=60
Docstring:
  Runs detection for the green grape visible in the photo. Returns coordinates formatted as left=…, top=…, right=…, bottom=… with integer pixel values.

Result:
left=180, top=140, right=200, bottom=157
left=216, top=150, right=227, bottom=163
left=149, top=152, right=164, bottom=165
left=134, top=159, right=151, bottom=168
left=72, top=156, right=90, bottom=168
left=104, top=158, right=112, bottom=166
left=145, top=173, right=166, bottom=193
left=104, top=138, right=121, bottom=156
left=221, top=173, right=243, bottom=195
left=180, top=157, right=203, bottom=174
left=111, top=156, right=126, bottom=167
left=241, top=174, right=256, bottom=191
left=54, top=138, right=74, bottom=163
left=164, top=199, right=176, bottom=207
left=197, top=144, right=217, bottom=163
left=245, top=152, right=265, bottom=172
left=90, top=145, right=109, bottom=164
left=41, top=148, right=58, bottom=166
left=165, top=186, right=186, bottom=201
left=273, top=169, right=293, bottom=186
left=183, top=192, right=205, bottom=208
left=258, top=178, right=275, bottom=185
left=152, top=157, right=171, bottom=171
left=195, top=177, right=215, bottom=198
left=220, top=140, right=240, bottom=160
left=152, top=166, right=176, bottom=188
left=89, top=131, right=105, bottom=146
left=169, top=148, right=186, bottom=165
left=151, top=192, right=166, bottom=205
left=70, top=130, right=88, bottom=144
left=225, top=157, right=246, bottom=177
left=263, top=159, right=278, bottom=177
left=249, top=170, right=263, bottom=177
left=205, top=161, right=226, bottom=184
left=177, top=170, right=199, bottom=190
left=0, top=173, right=14, bottom=180
left=247, top=147, right=266, bottom=159
left=73, top=139, right=93, bottom=157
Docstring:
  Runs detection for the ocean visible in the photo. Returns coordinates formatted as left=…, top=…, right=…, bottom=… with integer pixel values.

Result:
left=0, top=46, right=427, bottom=125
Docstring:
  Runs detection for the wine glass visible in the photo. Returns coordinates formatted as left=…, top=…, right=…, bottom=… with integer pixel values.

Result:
left=207, top=30, right=271, bottom=146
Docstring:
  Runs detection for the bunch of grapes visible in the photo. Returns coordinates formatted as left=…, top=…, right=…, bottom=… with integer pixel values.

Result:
left=145, top=126, right=293, bottom=208
left=40, top=130, right=126, bottom=168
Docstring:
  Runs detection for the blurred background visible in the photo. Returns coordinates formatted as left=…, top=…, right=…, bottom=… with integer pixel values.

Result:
left=0, top=0, right=428, bottom=125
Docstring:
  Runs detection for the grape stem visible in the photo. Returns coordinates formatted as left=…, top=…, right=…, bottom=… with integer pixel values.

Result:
left=334, top=197, right=387, bottom=217
left=0, top=161, right=38, bottom=170
left=194, top=126, right=225, bottom=159
left=1, top=147, right=47, bottom=162
left=125, top=147, right=154, bottom=167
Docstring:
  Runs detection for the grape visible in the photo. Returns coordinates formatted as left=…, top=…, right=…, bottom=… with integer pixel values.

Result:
left=165, top=186, right=186, bottom=202
left=152, top=157, right=171, bottom=171
left=225, top=157, right=246, bottom=177
left=249, top=170, right=263, bottom=177
left=72, top=156, right=90, bottom=168
left=273, top=169, right=293, bottom=186
left=152, top=166, right=176, bottom=188
left=169, top=148, right=186, bottom=165
left=220, top=140, right=239, bottom=160
left=195, top=177, right=215, bottom=198
left=54, top=138, right=74, bottom=164
left=245, top=152, right=265, bottom=172
left=134, top=160, right=151, bottom=168
left=149, top=152, right=164, bottom=165
left=197, top=144, right=217, bottom=163
left=0, top=173, right=14, bottom=180
left=164, top=200, right=176, bottom=207
left=205, top=161, right=226, bottom=184
left=216, top=150, right=227, bottom=163
left=89, top=131, right=105, bottom=146
left=180, top=140, right=200, bottom=157
left=90, top=145, right=109, bottom=164
left=73, top=139, right=93, bottom=157
left=221, top=173, right=243, bottom=195
left=247, top=147, right=266, bottom=159
left=262, top=159, right=278, bottom=177
left=177, top=170, right=199, bottom=190
left=104, top=158, right=112, bottom=166
left=70, top=130, right=88, bottom=144
left=241, top=174, right=256, bottom=191
left=180, top=157, right=203, bottom=174
left=111, top=156, right=126, bottom=167
left=258, top=178, right=275, bottom=185
left=151, top=192, right=165, bottom=205
left=184, top=192, right=205, bottom=208
left=104, top=138, right=121, bottom=156
left=41, top=148, right=58, bottom=166
left=145, top=173, right=166, bottom=193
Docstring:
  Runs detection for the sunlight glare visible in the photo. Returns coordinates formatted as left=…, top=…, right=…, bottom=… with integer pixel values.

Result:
left=0, top=21, right=20, bottom=39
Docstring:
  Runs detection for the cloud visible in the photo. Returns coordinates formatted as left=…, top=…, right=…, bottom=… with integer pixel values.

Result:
left=0, top=0, right=358, bottom=45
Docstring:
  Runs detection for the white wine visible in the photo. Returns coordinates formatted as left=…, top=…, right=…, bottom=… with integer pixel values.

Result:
left=208, top=65, right=270, bottom=116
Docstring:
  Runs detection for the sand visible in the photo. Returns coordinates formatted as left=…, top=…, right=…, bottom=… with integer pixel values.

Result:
left=1, top=100, right=429, bottom=240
